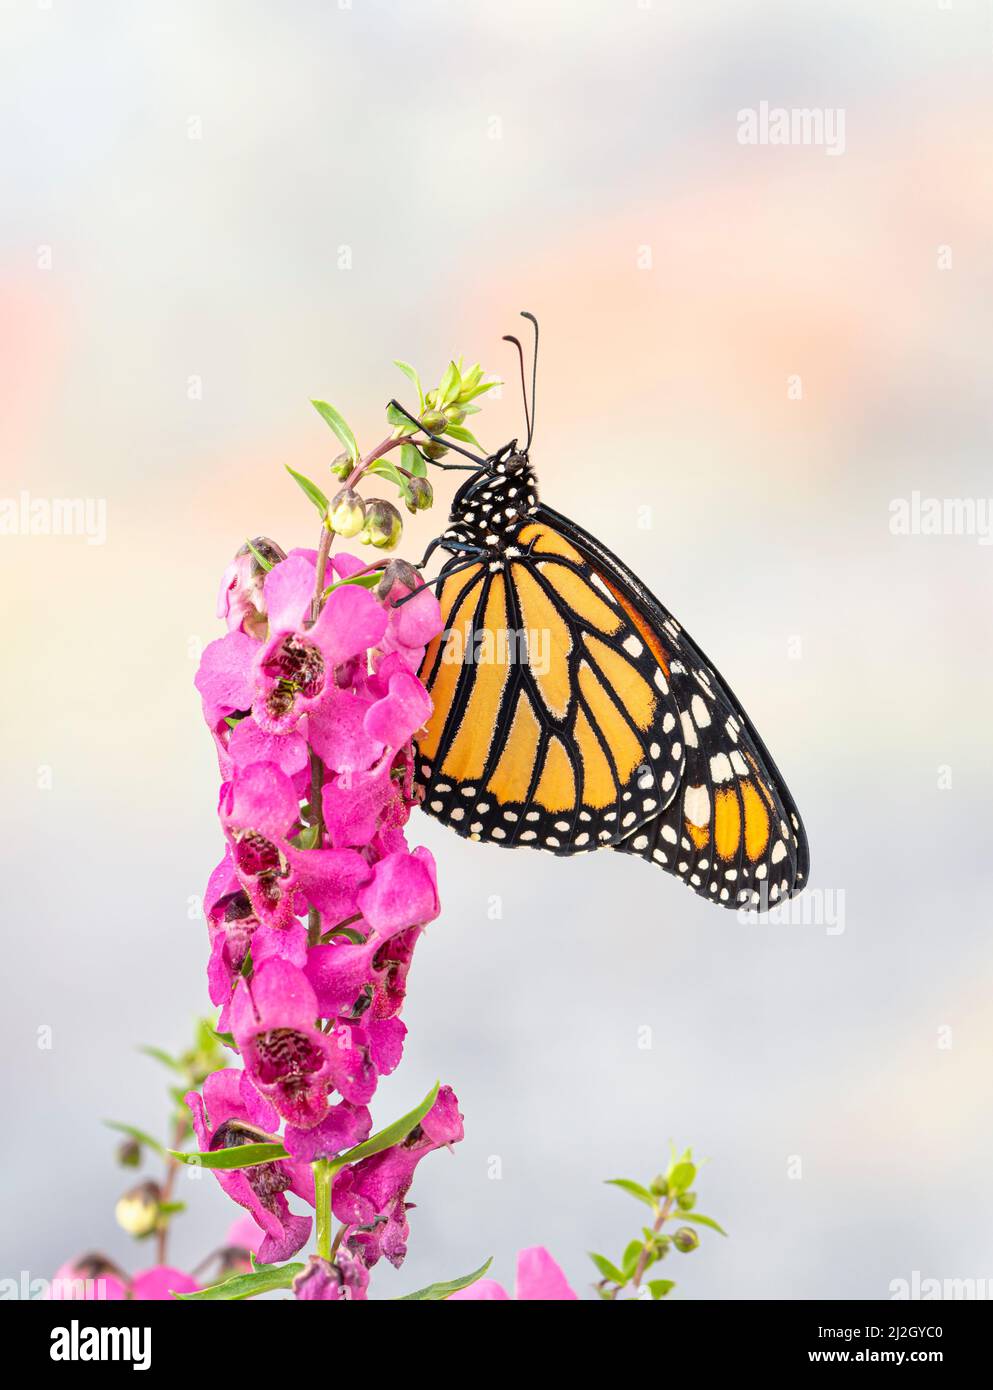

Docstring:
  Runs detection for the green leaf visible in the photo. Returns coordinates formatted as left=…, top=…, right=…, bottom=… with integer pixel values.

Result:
left=175, top=1261, right=305, bottom=1301
left=589, top=1252, right=626, bottom=1285
left=244, top=537, right=276, bottom=572
left=605, top=1178, right=656, bottom=1208
left=311, top=400, right=359, bottom=461
left=386, top=401, right=418, bottom=436
left=400, top=441, right=426, bottom=478
left=460, top=379, right=500, bottom=402
left=677, top=1212, right=727, bottom=1236
left=367, top=457, right=413, bottom=502
left=157, top=1201, right=187, bottom=1217
left=284, top=465, right=329, bottom=518
left=668, top=1161, right=696, bottom=1194
left=332, top=1081, right=440, bottom=1172
left=169, top=1142, right=287, bottom=1170
left=138, top=1045, right=182, bottom=1073
left=647, top=1279, right=675, bottom=1299
left=322, top=571, right=382, bottom=598
left=104, top=1122, right=167, bottom=1159
left=393, top=360, right=424, bottom=411
left=208, top=1026, right=237, bottom=1050
left=444, top=422, right=484, bottom=450
left=437, top=360, right=460, bottom=406
left=397, top=1257, right=493, bottom=1301
left=622, top=1239, right=645, bottom=1278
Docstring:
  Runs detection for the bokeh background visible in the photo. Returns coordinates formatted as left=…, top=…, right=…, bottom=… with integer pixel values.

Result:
left=3, top=0, right=992, bottom=1299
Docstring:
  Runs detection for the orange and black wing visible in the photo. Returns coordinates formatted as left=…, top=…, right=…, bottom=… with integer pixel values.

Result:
left=537, top=503, right=809, bottom=908
left=414, top=522, right=691, bottom=852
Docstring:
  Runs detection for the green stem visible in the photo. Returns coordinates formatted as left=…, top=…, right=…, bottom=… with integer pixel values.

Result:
left=314, top=1159, right=333, bottom=1261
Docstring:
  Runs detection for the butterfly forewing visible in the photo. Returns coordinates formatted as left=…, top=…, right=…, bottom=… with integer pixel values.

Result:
left=414, top=522, right=687, bottom=852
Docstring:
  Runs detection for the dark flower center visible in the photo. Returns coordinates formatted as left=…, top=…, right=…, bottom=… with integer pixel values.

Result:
left=234, top=832, right=283, bottom=879
left=254, top=1027, right=324, bottom=1085
left=263, top=635, right=326, bottom=700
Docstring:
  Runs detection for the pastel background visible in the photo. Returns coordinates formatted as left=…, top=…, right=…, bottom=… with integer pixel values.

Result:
left=2, top=0, right=991, bottom=1299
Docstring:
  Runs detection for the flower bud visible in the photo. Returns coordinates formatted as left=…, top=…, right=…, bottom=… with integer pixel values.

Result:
left=421, top=440, right=449, bottom=461
left=116, top=1138, right=142, bottom=1168
left=672, top=1226, right=699, bottom=1253
left=444, top=405, right=466, bottom=427
left=649, top=1175, right=668, bottom=1197
left=676, top=1191, right=696, bottom=1211
left=115, top=1180, right=162, bottom=1238
left=404, top=476, right=434, bottom=514
left=376, top=558, right=421, bottom=602
left=420, top=409, right=448, bottom=434
left=360, top=499, right=403, bottom=551
left=217, top=536, right=286, bottom=639
left=330, top=451, right=354, bottom=481
left=329, top=488, right=366, bottom=539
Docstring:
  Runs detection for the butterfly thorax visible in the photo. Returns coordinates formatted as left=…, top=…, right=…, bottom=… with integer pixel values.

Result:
left=439, top=446, right=538, bottom=556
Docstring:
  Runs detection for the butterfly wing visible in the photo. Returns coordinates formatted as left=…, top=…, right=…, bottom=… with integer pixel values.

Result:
left=414, top=525, right=690, bottom=851
left=536, top=503, right=810, bottom=908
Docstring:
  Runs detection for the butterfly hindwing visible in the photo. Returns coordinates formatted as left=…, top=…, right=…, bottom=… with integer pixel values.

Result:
left=536, top=504, right=810, bottom=908
left=414, top=524, right=688, bottom=852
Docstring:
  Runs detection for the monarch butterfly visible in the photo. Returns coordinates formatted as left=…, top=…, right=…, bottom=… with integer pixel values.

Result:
left=395, top=315, right=808, bottom=911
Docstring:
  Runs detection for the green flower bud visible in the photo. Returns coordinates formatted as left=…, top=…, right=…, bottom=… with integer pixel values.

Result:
left=330, top=451, right=354, bottom=481
left=421, top=440, right=449, bottom=461
left=676, top=1191, right=696, bottom=1212
left=672, top=1227, right=699, bottom=1253
left=115, top=1181, right=162, bottom=1238
left=420, top=409, right=448, bottom=434
left=329, top=488, right=366, bottom=539
left=117, top=1138, right=142, bottom=1168
left=360, top=498, right=403, bottom=551
left=443, top=405, right=466, bottom=427
left=404, top=476, right=434, bottom=514
left=649, top=1175, right=668, bottom=1197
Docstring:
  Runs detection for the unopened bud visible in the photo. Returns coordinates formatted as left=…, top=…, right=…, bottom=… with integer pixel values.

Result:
left=404, top=476, right=434, bottom=514
left=329, top=488, right=366, bottom=539
left=217, top=537, right=286, bottom=639
left=672, top=1227, right=699, bottom=1253
left=376, top=558, right=421, bottom=602
left=115, top=1181, right=162, bottom=1237
left=117, top=1138, right=142, bottom=1168
left=676, top=1191, right=696, bottom=1212
left=420, top=409, right=447, bottom=434
left=330, top=451, right=354, bottom=481
left=444, top=405, right=466, bottom=426
left=649, top=1175, right=668, bottom=1197
left=361, top=499, right=403, bottom=551
left=421, top=440, right=449, bottom=461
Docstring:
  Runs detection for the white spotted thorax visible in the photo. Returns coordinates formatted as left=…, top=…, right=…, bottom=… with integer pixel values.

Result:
left=438, top=443, right=538, bottom=568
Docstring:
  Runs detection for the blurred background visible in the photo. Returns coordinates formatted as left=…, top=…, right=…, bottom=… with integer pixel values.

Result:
left=2, top=0, right=992, bottom=1299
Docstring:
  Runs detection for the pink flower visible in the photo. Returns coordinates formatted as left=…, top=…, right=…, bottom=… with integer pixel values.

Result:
left=357, top=847, right=439, bottom=937
left=254, top=556, right=387, bottom=735
left=334, top=1085, right=463, bottom=1270
left=378, top=569, right=444, bottom=672
left=292, top=1250, right=369, bottom=1301
left=185, top=1067, right=314, bottom=1264
left=216, top=538, right=286, bottom=638
left=448, top=1247, right=578, bottom=1301
left=48, top=1256, right=128, bottom=1301
left=131, top=1267, right=200, bottom=1300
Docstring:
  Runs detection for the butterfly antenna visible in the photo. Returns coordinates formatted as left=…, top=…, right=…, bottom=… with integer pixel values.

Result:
left=501, top=332, right=531, bottom=445
left=520, top=310, right=538, bottom=449
left=387, top=399, right=490, bottom=468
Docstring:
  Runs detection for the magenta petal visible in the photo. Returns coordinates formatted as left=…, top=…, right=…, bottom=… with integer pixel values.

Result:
left=363, top=668, right=432, bottom=748
left=132, top=1267, right=199, bottom=1300
left=386, top=579, right=443, bottom=648
left=515, top=1246, right=578, bottom=1301
left=312, top=584, right=387, bottom=667
left=357, top=847, right=439, bottom=937
left=304, top=939, right=380, bottom=1018
left=447, top=1279, right=511, bottom=1301
left=228, top=719, right=309, bottom=779
left=288, top=846, right=371, bottom=920
left=195, top=631, right=257, bottom=718
left=263, top=554, right=316, bottom=633
left=222, top=761, right=299, bottom=840
left=321, top=756, right=401, bottom=849
left=308, top=690, right=384, bottom=772
left=367, top=1016, right=406, bottom=1076
left=331, top=552, right=366, bottom=579
left=284, top=1101, right=373, bottom=1162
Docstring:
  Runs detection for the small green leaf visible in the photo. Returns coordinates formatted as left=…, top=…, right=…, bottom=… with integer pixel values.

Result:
left=174, top=1261, right=305, bottom=1301
left=208, top=1026, right=237, bottom=1050
left=459, top=379, right=500, bottom=402
left=169, top=1142, right=287, bottom=1170
left=284, top=465, right=329, bottom=518
left=321, top=571, right=382, bottom=598
left=396, top=1257, right=493, bottom=1301
left=647, top=1279, right=675, bottom=1299
left=367, top=457, right=413, bottom=502
left=668, top=1161, right=696, bottom=1194
left=157, top=1201, right=187, bottom=1217
left=319, top=923, right=367, bottom=944
left=291, top=824, right=320, bottom=850
left=677, top=1212, right=727, bottom=1236
left=393, top=360, right=424, bottom=411
left=138, top=1046, right=182, bottom=1073
left=311, top=400, right=359, bottom=461
left=244, top=537, right=276, bottom=572
left=437, top=360, right=460, bottom=406
left=605, top=1178, right=656, bottom=1208
left=400, top=441, right=426, bottom=478
left=589, top=1252, right=626, bottom=1285
left=332, top=1081, right=440, bottom=1172
left=444, top=422, right=484, bottom=450
left=386, top=401, right=418, bottom=435
left=104, top=1122, right=167, bottom=1159
left=622, top=1239, right=644, bottom=1278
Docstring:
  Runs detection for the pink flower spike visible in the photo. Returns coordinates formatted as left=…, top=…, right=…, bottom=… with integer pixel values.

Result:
left=363, top=667, right=433, bottom=748
left=311, top=583, right=388, bottom=668
left=357, top=847, right=439, bottom=937
left=308, top=688, right=384, bottom=773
